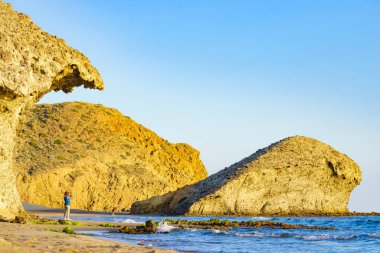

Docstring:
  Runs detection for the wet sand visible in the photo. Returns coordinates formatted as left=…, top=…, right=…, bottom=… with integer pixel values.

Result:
left=0, top=222, right=178, bottom=253
left=24, top=202, right=127, bottom=217
left=0, top=203, right=177, bottom=253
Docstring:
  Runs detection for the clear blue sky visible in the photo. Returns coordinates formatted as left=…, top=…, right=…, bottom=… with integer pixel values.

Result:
left=8, top=0, right=379, bottom=212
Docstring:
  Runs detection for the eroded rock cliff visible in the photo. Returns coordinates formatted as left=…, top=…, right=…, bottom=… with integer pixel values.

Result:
left=131, top=136, right=362, bottom=215
left=0, top=1, right=103, bottom=219
left=14, top=102, right=207, bottom=211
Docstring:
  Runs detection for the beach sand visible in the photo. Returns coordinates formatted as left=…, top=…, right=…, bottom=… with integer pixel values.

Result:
left=0, top=203, right=177, bottom=253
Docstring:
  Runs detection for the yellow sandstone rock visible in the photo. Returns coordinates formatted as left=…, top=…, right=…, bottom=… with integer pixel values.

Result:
left=14, top=102, right=207, bottom=211
left=0, top=1, right=103, bottom=219
left=131, top=136, right=362, bottom=215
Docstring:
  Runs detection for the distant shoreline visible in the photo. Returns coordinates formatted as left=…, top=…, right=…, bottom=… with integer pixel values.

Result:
left=24, top=203, right=380, bottom=218
left=23, top=202, right=129, bottom=217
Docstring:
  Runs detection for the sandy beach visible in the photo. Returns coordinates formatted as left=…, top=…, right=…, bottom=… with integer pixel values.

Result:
left=24, top=203, right=129, bottom=218
left=0, top=203, right=177, bottom=253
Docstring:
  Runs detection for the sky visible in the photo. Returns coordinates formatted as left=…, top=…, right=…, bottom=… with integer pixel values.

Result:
left=7, top=0, right=379, bottom=212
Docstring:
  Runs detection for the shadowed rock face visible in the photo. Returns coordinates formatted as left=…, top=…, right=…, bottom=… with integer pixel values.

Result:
left=0, top=1, right=103, bottom=219
left=131, top=136, right=362, bottom=216
left=13, top=102, right=207, bottom=211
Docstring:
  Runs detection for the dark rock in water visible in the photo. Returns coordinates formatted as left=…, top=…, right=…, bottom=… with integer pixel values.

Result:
left=120, top=218, right=336, bottom=234
left=145, top=220, right=157, bottom=232
left=167, top=218, right=335, bottom=230
left=58, top=220, right=81, bottom=226
left=62, top=227, right=76, bottom=234
left=119, top=220, right=157, bottom=234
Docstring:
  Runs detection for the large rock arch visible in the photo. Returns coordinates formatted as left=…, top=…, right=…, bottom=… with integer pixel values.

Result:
left=0, top=1, right=103, bottom=219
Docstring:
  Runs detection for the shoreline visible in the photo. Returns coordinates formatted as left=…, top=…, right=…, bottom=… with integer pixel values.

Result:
left=1, top=203, right=379, bottom=253
left=0, top=203, right=178, bottom=253
left=25, top=203, right=380, bottom=218
left=0, top=222, right=177, bottom=253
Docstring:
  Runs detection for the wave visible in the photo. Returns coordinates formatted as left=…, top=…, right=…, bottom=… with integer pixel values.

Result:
left=210, top=230, right=359, bottom=241
left=212, top=230, right=293, bottom=238
left=366, top=220, right=380, bottom=224
left=250, top=217, right=272, bottom=221
left=368, top=233, right=380, bottom=239
left=277, top=233, right=293, bottom=238
left=203, top=228, right=377, bottom=243
left=157, top=222, right=177, bottom=233
left=236, top=232, right=266, bottom=237
left=121, top=219, right=144, bottom=224
left=235, top=231, right=293, bottom=238
left=212, top=229, right=230, bottom=235
left=297, top=234, right=357, bottom=241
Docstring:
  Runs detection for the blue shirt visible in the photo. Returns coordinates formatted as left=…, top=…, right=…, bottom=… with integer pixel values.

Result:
left=64, top=195, right=71, bottom=205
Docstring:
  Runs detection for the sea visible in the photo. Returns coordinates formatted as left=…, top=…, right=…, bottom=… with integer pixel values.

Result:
left=51, top=215, right=380, bottom=253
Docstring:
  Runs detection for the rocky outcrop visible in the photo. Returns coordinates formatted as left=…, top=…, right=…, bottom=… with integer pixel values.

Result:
left=131, top=136, right=362, bottom=215
left=0, top=1, right=103, bottom=219
left=13, top=102, right=207, bottom=211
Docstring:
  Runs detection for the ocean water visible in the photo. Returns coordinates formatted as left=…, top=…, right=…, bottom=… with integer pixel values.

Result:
left=57, top=215, right=380, bottom=253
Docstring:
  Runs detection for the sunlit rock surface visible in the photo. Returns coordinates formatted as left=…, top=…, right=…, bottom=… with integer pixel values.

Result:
left=131, top=136, right=362, bottom=216
left=14, top=102, right=207, bottom=211
left=0, top=1, right=103, bottom=219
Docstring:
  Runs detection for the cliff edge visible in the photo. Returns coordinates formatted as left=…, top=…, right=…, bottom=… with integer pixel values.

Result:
left=14, top=102, right=207, bottom=211
left=0, top=1, right=103, bottom=219
left=131, top=136, right=362, bottom=215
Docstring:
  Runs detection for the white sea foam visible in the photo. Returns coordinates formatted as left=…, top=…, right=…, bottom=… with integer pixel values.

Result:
left=300, top=234, right=331, bottom=241
left=157, top=222, right=176, bottom=233
left=298, top=234, right=356, bottom=241
left=212, top=229, right=229, bottom=235
left=234, top=232, right=288, bottom=238
left=235, top=232, right=255, bottom=237
left=121, top=219, right=144, bottom=224
left=250, top=217, right=272, bottom=221
left=369, top=233, right=380, bottom=239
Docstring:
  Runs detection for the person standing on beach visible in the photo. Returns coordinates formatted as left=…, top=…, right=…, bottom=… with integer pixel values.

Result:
left=63, top=191, right=72, bottom=221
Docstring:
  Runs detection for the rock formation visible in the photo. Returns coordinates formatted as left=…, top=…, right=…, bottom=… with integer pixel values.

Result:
left=0, top=1, right=103, bottom=219
left=131, top=136, right=362, bottom=215
left=13, top=102, right=207, bottom=211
